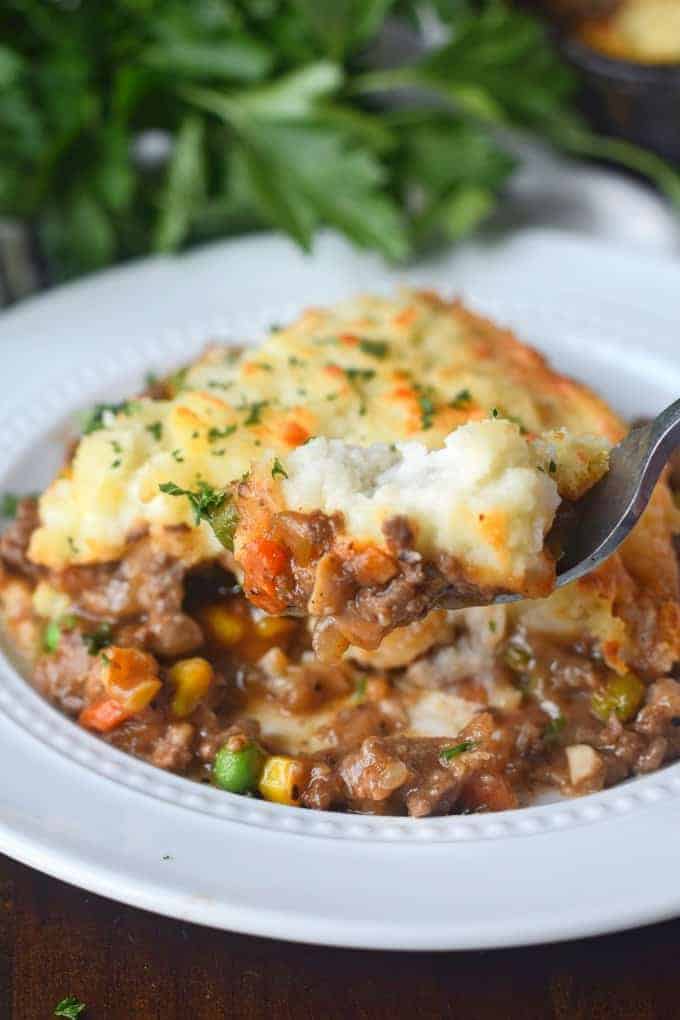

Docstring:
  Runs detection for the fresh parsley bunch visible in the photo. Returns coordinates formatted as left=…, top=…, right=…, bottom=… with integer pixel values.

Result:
left=2, top=0, right=678, bottom=281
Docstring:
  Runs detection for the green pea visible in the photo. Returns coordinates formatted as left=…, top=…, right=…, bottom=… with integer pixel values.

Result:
left=43, top=619, right=61, bottom=653
left=591, top=673, right=645, bottom=723
left=213, top=741, right=266, bottom=794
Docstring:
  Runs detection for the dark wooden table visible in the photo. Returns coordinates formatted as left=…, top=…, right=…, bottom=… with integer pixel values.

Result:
left=0, top=853, right=677, bottom=1019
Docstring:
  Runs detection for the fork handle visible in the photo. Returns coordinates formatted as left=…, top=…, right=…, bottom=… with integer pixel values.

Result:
left=627, top=397, right=680, bottom=516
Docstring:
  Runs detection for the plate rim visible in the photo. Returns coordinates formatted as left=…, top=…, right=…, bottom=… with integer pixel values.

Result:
left=1, top=226, right=679, bottom=948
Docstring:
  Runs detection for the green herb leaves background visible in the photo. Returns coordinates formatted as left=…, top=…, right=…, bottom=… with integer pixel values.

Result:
left=2, top=0, right=678, bottom=282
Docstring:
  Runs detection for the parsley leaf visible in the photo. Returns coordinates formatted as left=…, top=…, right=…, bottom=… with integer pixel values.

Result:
left=354, top=675, right=367, bottom=702
left=243, top=401, right=268, bottom=426
left=271, top=457, right=288, bottom=480
left=359, top=339, right=389, bottom=359
left=450, top=388, right=472, bottom=409
left=440, top=739, right=478, bottom=762
left=80, top=401, right=137, bottom=435
left=83, top=622, right=112, bottom=656
left=159, top=481, right=238, bottom=550
left=146, top=421, right=163, bottom=441
left=344, top=367, right=375, bottom=383
left=208, top=424, right=237, bottom=442
left=54, top=996, right=86, bottom=1019
left=544, top=715, right=566, bottom=742
left=416, top=386, right=436, bottom=430
left=5, top=0, right=680, bottom=283
left=1, top=493, right=20, bottom=518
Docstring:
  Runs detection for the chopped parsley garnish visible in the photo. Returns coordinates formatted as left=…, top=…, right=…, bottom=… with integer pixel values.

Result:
left=491, top=407, right=499, bottom=418
left=1, top=493, right=20, bottom=518
left=354, top=676, right=367, bottom=702
left=146, top=421, right=163, bottom=441
left=416, top=386, right=436, bottom=430
left=80, top=400, right=138, bottom=435
left=359, top=339, right=389, bottom=359
left=159, top=481, right=238, bottom=550
left=488, top=619, right=497, bottom=633
left=83, top=622, right=112, bottom=656
left=271, top=458, right=288, bottom=480
left=207, top=380, right=233, bottom=390
left=344, top=367, right=375, bottom=384
left=288, top=355, right=302, bottom=367
left=549, top=459, right=557, bottom=474
left=109, top=440, right=123, bottom=469
left=208, top=424, right=237, bottom=442
left=243, top=401, right=268, bottom=426
left=257, top=362, right=273, bottom=371
left=167, top=366, right=188, bottom=396
left=450, top=388, right=472, bottom=409
left=54, top=996, right=86, bottom=1019
left=543, top=715, right=565, bottom=742
left=341, top=367, right=375, bottom=416
left=171, top=448, right=184, bottom=463
left=440, top=739, right=478, bottom=762
left=67, top=536, right=79, bottom=556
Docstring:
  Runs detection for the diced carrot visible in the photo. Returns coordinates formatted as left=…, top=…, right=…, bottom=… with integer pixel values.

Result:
left=100, top=646, right=162, bottom=711
left=392, top=307, right=416, bottom=328
left=281, top=421, right=310, bottom=447
left=323, top=363, right=345, bottom=379
left=339, top=332, right=359, bottom=346
left=101, top=646, right=158, bottom=692
left=352, top=546, right=397, bottom=586
left=241, top=539, right=290, bottom=614
left=79, top=697, right=130, bottom=733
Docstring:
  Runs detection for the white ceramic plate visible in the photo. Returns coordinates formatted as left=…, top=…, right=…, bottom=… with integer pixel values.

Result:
left=1, top=228, right=679, bottom=950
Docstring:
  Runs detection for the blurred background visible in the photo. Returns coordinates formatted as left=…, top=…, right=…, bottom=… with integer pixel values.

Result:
left=1, top=0, right=679, bottom=305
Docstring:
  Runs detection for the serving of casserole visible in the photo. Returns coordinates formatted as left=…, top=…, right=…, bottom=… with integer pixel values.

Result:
left=1, top=289, right=678, bottom=817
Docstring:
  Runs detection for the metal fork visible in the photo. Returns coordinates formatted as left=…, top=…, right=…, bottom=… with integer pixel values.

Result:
left=552, top=398, right=680, bottom=587
left=481, top=398, right=680, bottom=607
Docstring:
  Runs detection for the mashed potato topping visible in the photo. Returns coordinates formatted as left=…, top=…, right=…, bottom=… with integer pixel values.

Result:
left=28, top=290, right=617, bottom=578
left=282, top=421, right=582, bottom=592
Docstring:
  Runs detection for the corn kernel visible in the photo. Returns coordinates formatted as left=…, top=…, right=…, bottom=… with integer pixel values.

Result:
left=203, top=605, right=246, bottom=646
left=169, top=657, right=214, bottom=718
left=254, top=616, right=297, bottom=641
left=32, top=581, right=73, bottom=621
left=258, top=755, right=309, bottom=806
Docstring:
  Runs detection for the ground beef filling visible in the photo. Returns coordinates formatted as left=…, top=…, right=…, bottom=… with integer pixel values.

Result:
left=1, top=488, right=679, bottom=818
left=236, top=505, right=510, bottom=664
